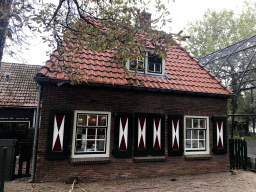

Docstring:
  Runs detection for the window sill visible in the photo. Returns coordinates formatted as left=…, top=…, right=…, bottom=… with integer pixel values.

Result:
left=133, top=156, right=165, bottom=163
left=185, top=155, right=212, bottom=161
left=71, top=157, right=110, bottom=165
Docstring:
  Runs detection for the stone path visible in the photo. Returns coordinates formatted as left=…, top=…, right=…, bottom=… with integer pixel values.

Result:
left=4, top=170, right=256, bottom=192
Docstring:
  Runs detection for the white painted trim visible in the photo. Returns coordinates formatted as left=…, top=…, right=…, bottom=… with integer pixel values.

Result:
left=126, top=52, right=165, bottom=76
left=184, top=116, right=210, bottom=155
left=71, top=110, right=111, bottom=158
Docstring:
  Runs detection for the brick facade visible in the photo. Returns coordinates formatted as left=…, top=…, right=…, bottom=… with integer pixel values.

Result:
left=35, top=84, right=229, bottom=182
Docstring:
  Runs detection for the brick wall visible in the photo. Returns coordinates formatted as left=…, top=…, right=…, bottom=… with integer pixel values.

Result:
left=35, top=84, right=229, bottom=182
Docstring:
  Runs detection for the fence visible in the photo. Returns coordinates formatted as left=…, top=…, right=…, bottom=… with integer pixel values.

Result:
left=229, top=139, right=247, bottom=170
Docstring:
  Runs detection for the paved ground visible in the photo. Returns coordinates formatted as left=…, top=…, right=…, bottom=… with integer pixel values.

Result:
left=247, top=140, right=256, bottom=159
left=4, top=170, right=256, bottom=192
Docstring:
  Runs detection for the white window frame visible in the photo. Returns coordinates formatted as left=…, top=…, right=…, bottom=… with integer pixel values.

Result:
left=184, top=116, right=209, bottom=155
left=71, top=110, right=111, bottom=158
left=126, top=52, right=165, bottom=76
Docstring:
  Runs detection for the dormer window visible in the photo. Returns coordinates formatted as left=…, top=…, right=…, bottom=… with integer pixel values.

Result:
left=127, top=52, right=165, bottom=76
left=148, top=53, right=162, bottom=73
left=130, top=58, right=145, bottom=72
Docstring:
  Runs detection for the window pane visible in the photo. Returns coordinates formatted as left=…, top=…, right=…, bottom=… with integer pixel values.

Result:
left=87, top=141, right=96, bottom=151
left=186, top=140, right=191, bottom=148
left=200, top=119, right=206, bottom=128
left=148, top=62, right=154, bottom=71
left=88, top=115, right=97, bottom=126
left=186, top=118, right=192, bottom=128
left=87, top=128, right=96, bottom=139
left=192, top=130, right=198, bottom=139
left=192, top=140, right=198, bottom=148
left=98, top=115, right=107, bottom=126
left=78, top=114, right=87, bottom=126
left=199, top=130, right=204, bottom=139
left=130, top=61, right=137, bottom=70
left=137, top=60, right=144, bottom=71
left=199, top=140, right=205, bottom=148
left=193, top=119, right=199, bottom=128
left=76, top=140, right=82, bottom=151
left=155, top=63, right=161, bottom=72
left=77, top=129, right=82, bottom=139
left=186, top=130, right=191, bottom=139
left=97, top=140, right=105, bottom=151
left=97, top=129, right=106, bottom=139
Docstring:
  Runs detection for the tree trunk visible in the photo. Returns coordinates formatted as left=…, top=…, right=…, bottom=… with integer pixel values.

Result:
left=0, top=0, right=13, bottom=66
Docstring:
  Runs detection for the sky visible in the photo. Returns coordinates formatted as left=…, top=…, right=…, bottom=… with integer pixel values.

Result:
left=2, top=0, right=249, bottom=65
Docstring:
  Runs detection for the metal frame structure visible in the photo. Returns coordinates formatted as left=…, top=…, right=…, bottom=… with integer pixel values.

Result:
left=198, top=35, right=256, bottom=138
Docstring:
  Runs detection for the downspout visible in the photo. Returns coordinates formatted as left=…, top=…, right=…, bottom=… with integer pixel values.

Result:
left=28, top=84, right=42, bottom=183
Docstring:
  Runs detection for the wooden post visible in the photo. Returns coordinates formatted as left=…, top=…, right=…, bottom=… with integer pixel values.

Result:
left=0, top=147, right=7, bottom=192
left=244, top=139, right=247, bottom=170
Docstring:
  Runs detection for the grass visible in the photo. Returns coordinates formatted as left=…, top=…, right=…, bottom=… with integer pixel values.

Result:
left=229, top=133, right=256, bottom=141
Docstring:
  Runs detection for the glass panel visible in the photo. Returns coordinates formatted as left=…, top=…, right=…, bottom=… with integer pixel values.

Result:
left=137, top=60, right=144, bottom=71
left=98, top=115, right=107, bottom=126
left=186, top=118, right=192, bottom=128
left=97, top=140, right=105, bottom=151
left=78, top=114, right=87, bottom=126
left=87, top=128, right=95, bottom=139
left=186, top=140, right=191, bottom=148
left=199, top=140, right=205, bottom=148
left=76, top=140, right=82, bottom=152
left=186, top=130, right=191, bottom=139
left=15, top=123, right=27, bottom=130
left=97, top=128, right=106, bottom=139
left=148, top=63, right=154, bottom=71
left=87, top=141, right=96, bottom=151
left=88, top=115, right=97, bottom=126
left=76, top=129, right=83, bottom=139
left=200, top=119, right=206, bottom=128
left=130, top=61, right=137, bottom=70
left=155, top=63, right=161, bottom=72
left=192, top=140, right=198, bottom=148
left=81, top=139, right=86, bottom=151
left=199, top=130, right=204, bottom=139
left=192, top=130, right=198, bottom=139
left=193, top=119, right=199, bottom=128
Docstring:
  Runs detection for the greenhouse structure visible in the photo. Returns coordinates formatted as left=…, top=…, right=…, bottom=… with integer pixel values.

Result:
left=198, top=35, right=256, bottom=138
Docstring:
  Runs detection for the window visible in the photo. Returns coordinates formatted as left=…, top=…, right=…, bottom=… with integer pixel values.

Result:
left=72, top=111, right=111, bottom=158
left=184, top=116, right=209, bottom=155
left=126, top=52, right=165, bottom=75
left=148, top=53, right=162, bottom=73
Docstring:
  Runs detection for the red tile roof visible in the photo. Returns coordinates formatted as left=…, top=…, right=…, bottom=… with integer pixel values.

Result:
left=0, top=62, right=41, bottom=107
left=37, top=45, right=232, bottom=96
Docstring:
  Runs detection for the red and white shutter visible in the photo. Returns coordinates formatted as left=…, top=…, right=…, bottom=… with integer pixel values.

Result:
left=172, top=119, right=179, bottom=150
left=168, top=115, right=184, bottom=156
left=52, top=114, right=65, bottom=152
left=112, top=113, right=133, bottom=158
left=138, top=117, right=146, bottom=149
left=46, top=109, right=71, bottom=160
left=212, top=116, right=227, bottom=155
left=217, top=120, right=224, bottom=149
left=119, top=117, right=128, bottom=150
left=153, top=118, right=161, bottom=149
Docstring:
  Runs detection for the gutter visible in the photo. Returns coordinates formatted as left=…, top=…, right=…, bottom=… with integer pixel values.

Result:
left=28, top=84, right=42, bottom=183
left=35, top=76, right=235, bottom=98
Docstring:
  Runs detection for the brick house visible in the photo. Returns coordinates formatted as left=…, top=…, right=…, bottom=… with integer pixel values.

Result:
left=0, top=62, right=41, bottom=141
left=35, top=43, right=233, bottom=182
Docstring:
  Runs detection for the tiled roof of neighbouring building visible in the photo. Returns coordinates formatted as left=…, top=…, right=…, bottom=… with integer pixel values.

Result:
left=0, top=62, right=42, bottom=107
left=37, top=44, right=233, bottom=96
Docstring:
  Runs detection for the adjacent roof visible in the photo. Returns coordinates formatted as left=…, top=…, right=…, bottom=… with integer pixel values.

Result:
left=37, top=44, right=233, bottom=97
left=0, top=62, right=41, bottom=107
